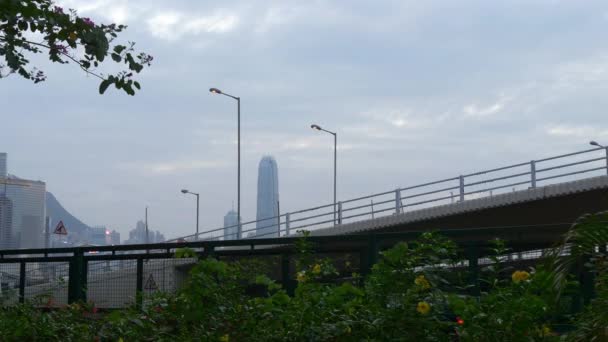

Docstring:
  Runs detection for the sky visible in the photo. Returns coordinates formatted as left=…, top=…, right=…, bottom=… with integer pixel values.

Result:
left=2, top=0, right=608, bottom=240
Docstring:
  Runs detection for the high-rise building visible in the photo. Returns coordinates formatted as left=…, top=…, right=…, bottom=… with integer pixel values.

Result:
left=88, top=226, right=109, bottom=246
left=256, top=156, right=279, bottom=238
left=0, top=153, right=6, bottom=178
left=0, top=154, right=47, bottom=249
left=2, top=177, right=46, bottom=249
left=223, top=209, right=239, bottom=240
left=0, top=194, right=14, bottom=249
left=123, top=220, right=165, bottom=244
left=109, top=230, right=121, bottom=245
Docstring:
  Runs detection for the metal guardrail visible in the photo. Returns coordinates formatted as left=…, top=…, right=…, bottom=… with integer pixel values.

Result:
left=167, top=147, right=608, bottom=242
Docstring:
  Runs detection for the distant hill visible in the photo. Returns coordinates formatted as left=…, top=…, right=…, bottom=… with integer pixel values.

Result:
left=45, top=191, right=91, bottom=235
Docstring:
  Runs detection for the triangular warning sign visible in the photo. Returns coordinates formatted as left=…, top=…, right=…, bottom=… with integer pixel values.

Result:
left=53, top=221, right=68, bottom=235
left=144, top=274, right=158, bottom=291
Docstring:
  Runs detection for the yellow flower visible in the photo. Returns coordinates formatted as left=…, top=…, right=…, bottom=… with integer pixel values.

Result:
left=416, top=301, right=431, bottom=315
left=219, top=334, right=229, bottom=342
left=414, top=275, right=431, bottom=289
left=541, top=325, right=551, bottom=336
left=511, top=270, right=531, bottom=283
left=312, top=264, right=321, bottom=274
left=296, top=271, right=307, bottom=282
left=68, top=32, right=78, bottom=41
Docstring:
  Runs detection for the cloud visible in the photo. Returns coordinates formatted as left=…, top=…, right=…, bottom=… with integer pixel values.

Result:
left=147, top=11, right=239, bottom=40
left=118, top=160, right=229, bottom=175
left=546, top=125, right=608, bottom=138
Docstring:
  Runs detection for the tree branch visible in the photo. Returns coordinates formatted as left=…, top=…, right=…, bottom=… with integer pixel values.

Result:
left=0, top=35, right=106, bottom=81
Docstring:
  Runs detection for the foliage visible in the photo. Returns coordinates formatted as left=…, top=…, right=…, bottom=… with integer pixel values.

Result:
left=0, top=0, right=152, bottom=95
left=1, top=217, right=608, bottom=341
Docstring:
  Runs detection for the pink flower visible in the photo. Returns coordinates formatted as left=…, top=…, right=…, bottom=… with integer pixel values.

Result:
left=82, top=17, right=95, bottom=27
left=53, top=44, right=68, bottom=54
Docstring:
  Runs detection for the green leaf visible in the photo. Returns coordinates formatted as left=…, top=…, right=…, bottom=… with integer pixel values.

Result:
left=111, top=53, right=121, bottom=62
left=113, top=45, right=126, bottom=54
left=99, top=79, right=112, bottom=94
left=133, top=81, right=141, bottom=90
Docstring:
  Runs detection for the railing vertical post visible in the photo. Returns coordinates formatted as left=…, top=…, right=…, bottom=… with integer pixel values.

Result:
left=136, top=257, right=143, bottom=309
left=605, top=147, right=608, bottom=175
left=285, top=213, right=290, bottom=236
left=530, top=160, right=537, bottom=188
left=68, top=249, right=86, bottom=304
left=18, top=261, right=25, bottom=303
left=459, top=176, right=465, bottom=202
left=337, top=202, right=343, bottom=224
left=395, top=189, right=402, bottom=214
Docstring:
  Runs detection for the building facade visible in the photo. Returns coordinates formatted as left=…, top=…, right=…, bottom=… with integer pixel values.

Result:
left=256, top=156, right=279, bottom=238
left=0, top=153, right=6, bottom=178
left=123, top=220, right=165, bottom=244
left=2, top=176, right=46, bottom=249
left=0, top=195, right=14, bottom=249
left=88, top=226, right=109, bottom=246
left=223, top=209, right=239, bottom=240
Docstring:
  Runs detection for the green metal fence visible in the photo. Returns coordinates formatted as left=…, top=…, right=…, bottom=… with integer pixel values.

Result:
left=0, top=226, right=594, bottom=309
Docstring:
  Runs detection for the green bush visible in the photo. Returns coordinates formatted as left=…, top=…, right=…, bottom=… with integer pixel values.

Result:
left=1, top=217, right=608, bottom=341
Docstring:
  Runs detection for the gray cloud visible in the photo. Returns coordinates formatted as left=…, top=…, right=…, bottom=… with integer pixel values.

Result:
left=2, top=0, right=608, bottom=238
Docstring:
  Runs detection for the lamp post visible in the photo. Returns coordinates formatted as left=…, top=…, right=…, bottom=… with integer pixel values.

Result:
left=590, top=141, right=608, bottom=176
left=311, top=124, right=338, bottom=225
left=181, top=189, right=200, bottom=240
left=210, top=87, right=241, bottom=238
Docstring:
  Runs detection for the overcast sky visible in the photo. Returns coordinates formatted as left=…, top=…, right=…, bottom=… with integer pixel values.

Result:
left=2, top=0, right=608, bottom=240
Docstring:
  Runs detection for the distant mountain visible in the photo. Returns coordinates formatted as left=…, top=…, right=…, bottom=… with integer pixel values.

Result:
left=45, top=191, right=91, bottom=235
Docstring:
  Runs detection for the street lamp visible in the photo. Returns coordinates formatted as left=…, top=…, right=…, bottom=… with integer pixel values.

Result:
left=210, top=87, right=241, bottom=238
left=181, top=189, right=200, bottom=240
left=590, top=141, right=605, bottom=148
left=590, top=141, right=608, bottom=176
left=311, top=124, right=338, bottom=225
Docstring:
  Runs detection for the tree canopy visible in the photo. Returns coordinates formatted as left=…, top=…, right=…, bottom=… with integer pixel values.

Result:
left=0, top=0, right=152, bottom=95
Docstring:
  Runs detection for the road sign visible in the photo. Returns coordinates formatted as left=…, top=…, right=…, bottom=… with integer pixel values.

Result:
left=144, top=274, right=158, bottom=291
left=53, top=221, right=68, bottom=235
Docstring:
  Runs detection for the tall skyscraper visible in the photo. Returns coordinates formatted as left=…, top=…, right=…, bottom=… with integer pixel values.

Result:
left=0, top=153, right=6, bottom=178
left=223, top=209, right=239, bottom=240
left=0, top=194, right=14, bottom=249
left=2, top=180, right=46, bottom=249
left=256, top=156, right=279, bottom=238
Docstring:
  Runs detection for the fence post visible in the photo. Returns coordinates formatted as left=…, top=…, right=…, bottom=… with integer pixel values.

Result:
left=281, top=254, right=294, bottom=296
left=68, top=249, right=86, bottom=303
left=395, top=189, right=402, bottom=214
left=338, top=202, right=343, bottom=224
left=18, top=261, right=25, bottom=303
left=467, top=244, right=480, bottom=296
left=136, top=257, right=143, bottom=308
left=530, top=160, right=536, bottom=188
left=285, top=213, right=290, bottom=236
left=366, top=234, right=379, bottom=275
left=459, top=176, right=465, bottom=202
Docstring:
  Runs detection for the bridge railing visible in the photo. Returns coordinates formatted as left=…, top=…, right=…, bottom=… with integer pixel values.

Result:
left=167, top=147, right=608, bottom=242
